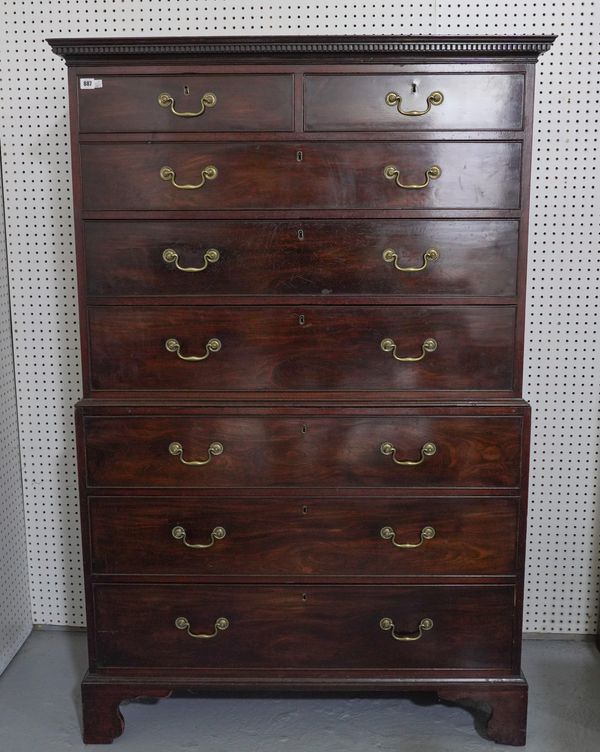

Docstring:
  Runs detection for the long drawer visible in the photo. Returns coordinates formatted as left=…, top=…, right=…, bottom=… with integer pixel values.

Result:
left=304, top=73, right=524, bottom=131
left=80, top=142, right=522, bottom=211
left=92, top=584, right=516, bottom=670
left=78, top=74, right=295, bottom=133
left=82, top=414, right=524, bottom=489
left=89, top=496, right=519, bottom=576
left=87, top=305, right=516, bottom=392
left=84, top=219, right=520, bottom=299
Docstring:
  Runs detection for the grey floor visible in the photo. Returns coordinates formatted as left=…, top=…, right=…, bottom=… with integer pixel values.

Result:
left=1, top=632, right=599, bottom=751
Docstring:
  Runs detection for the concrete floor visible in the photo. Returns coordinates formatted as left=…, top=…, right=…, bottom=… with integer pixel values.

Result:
left=0, top=632, right=599, bottom=751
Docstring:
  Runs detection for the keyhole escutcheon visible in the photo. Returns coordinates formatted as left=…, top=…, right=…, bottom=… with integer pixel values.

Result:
left=296, top=150, right=303, bottom=162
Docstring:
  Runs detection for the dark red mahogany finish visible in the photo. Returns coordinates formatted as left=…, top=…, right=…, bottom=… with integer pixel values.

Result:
left=49, top=33, right=555, bottom=746
left=84, top=218, right=520, bottom=298
left=87, top=305, right=517, bottom=393
left=80, top=141, right=522, bottom=211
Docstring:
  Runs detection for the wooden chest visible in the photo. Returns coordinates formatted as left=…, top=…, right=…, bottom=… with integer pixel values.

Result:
left=50, top=34, right=555, bottom=746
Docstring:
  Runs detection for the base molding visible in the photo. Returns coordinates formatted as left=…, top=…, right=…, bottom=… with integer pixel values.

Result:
left=81, top=672, right=528, bottom=745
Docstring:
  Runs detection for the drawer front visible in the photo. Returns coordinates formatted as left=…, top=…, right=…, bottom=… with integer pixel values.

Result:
left=84, top=219, right=520, bottom=298
left=93, top=584, right=515, bottom=670
left=83, top=415, right=523, bottom=489
left=80, top=142, right=522, bottom=211
left=78, top=74, right=294, bottom=132
left=304, top=73, right=524, bottom=131
left=89, top=496, right=519, bottom=576
left=87, top=305, right=516, bottom=392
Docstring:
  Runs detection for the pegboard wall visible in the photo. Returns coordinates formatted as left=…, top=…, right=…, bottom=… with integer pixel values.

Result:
left=0, top=153, right=31, bottom=672
left=0, top=1, right=597, bottom=633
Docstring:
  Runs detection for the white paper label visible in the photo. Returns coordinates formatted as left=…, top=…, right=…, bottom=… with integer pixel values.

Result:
left=80, top=78, right=103, bottom=90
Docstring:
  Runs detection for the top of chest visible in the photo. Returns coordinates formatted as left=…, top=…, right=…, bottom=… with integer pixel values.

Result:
left=49, top=35, right=554, bottom=136
left=48, top=34, right=555, bottom=63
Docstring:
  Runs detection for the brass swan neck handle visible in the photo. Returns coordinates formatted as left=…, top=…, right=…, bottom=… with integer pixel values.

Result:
left=160, top=165, right=218, bottom=190
left=165, top=337, right=221, bottom=362
left=171, top=525, right=227, bottom=549
left=380, top=441, right=437, bottom=466
left=382, top=247, right=439, bottom=273
left=175, top=616, right=229, bottom=639
left=158, top=91, right=217, bottom=117
left=379, top=617, right=433, bottom=641
left=162, top=247, right=220, bottom=273
left=384, top=164, right=441, bottom=190
left=380, top=337, right=437, bottom=362
left=380, top=525, right=436, bottom=548
left=168, top=441, right=224, bottom=466
left=385, top=90, right=444, bottom=116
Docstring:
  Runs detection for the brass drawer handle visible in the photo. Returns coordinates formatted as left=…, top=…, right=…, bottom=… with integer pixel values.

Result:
left=163, top=247, right=220, bottom=272
left=384, top=165, right=441, bottom=190
left=379, top=617, right=433, bottom=641
left=168, top=441, right=224, bottom=466
left=380, top=525, right=436, bottom=548
left=158, top=91, right=217, bottom=117
left=172, top=525, right=226, bottom=548
left=382, top=247, right=439, bottom=272
left=380, top=441, right=437, bottom=466
left=385, top=90, right=443, bottom=116
left=381, top=337, right=437, bottom=362
left=165, top=337, right=221, bottom=361
left=160, top=165, right=218, bottom=190
left=175, top=616, right=229, bottom=639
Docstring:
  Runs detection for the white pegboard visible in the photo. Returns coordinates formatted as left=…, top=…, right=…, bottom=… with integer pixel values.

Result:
left=0, top=2, right=597, bottom=632
left=0, top=154, right=31, bottom=673
left=437, top=1, right=600, bottom=635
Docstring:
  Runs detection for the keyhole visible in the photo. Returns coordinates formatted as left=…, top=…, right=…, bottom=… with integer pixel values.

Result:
left=302, top=505, right=308, bottom=514
left=296, top=150, right=303, bottom=162
left=301, top=424, right=308, bottom=434
left=298, top=314, right=305, bottom=326
left=297, top=228, right=304, bottom=241
left=302, top=593, right=308, bottom=601
left=183, top=85, right=190, bottom=96
left=411, top=82, right=418, bottom=93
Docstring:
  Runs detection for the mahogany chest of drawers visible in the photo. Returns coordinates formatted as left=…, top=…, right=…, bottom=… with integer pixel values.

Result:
left=50, top=34, right=555, bottom=746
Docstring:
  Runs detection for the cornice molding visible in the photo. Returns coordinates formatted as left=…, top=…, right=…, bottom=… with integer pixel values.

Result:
left=48, top=35, right=556, bottom=62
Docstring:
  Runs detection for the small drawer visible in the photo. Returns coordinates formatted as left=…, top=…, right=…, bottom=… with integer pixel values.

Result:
left=93, top=583, right=516, bottom=671
left=86, top=305, right=516, bottom=393
left=84, top=219, right=520, bottom=299
left=304, top=73, right=524, bottom=131
left=77, top=74, right=294, bottom=132
left=89, top=496, right=519, bottom=576
left=82, top=413, right=524, bottom=490
left=80, top=141, right=522, bottom=211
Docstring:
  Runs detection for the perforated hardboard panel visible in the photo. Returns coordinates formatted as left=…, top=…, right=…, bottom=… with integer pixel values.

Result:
left=0, top=2, right=597, bottom=632
left=0, top=154, right=31, bottom=673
